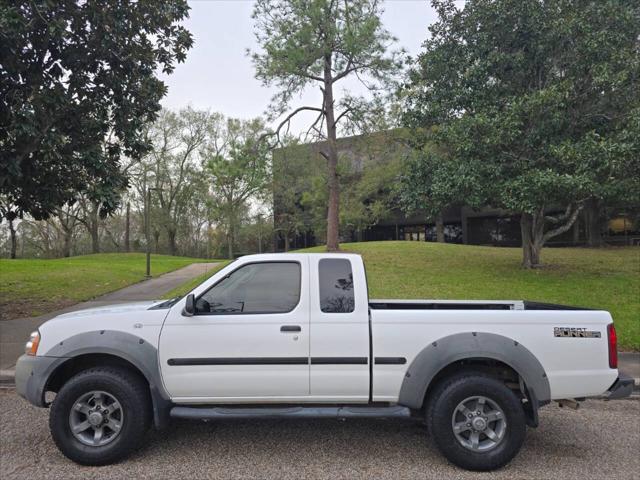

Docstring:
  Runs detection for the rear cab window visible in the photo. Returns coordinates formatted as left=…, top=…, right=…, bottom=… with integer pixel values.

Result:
left=318, top=258, right=355, bottom=313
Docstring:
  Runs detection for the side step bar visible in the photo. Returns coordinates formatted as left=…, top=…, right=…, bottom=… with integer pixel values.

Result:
left=170, top=405, right=411, bottom=420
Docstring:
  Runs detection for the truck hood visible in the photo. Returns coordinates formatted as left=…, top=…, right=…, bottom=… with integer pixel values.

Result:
left=36, top=300, right=171, bottom=354
left=54, top=300, right=164, bottom=319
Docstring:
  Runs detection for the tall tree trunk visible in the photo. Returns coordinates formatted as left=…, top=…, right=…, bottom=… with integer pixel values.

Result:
left=435, top=212, right=445, bottom=243
left=227, top=223, right=234, bottom=259
left=153, top=230, right=160, bottom=253
left=89, top=224, right=99, bottom=253
left=584, top=198, right=604, bottom=247
left=520, top=205, right=582, bottom=268
left=43, top=222, right=52, bottom=257
left=284, top=232, right=290, bottom=252
left=324, top=55, right=340, bottom=252
left=62, top=230, right=72, bottom=257
left=8, top=218, right=17, bottom=259
left=520, top=212, right=543, bottom=268
left=167, top=227, right=177, bottom=256
left=124, top=202, right=130, bottom=252
left=88, top=202, right=100, bottom=253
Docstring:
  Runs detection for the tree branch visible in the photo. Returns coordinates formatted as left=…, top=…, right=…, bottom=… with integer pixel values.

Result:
left=542, top=204, right=584, bottom=243
left=304, top=110, right=326, bottom=141
left=544, top=204, right=572, bottom=224
left=333, top=106, right=354, bottom=127
left=259, top=106, right=325, bottom=147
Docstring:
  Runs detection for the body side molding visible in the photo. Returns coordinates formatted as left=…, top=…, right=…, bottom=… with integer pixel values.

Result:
left=168, top=357, right=308, bottom=366
left=167, top=357, right=370, bottom=366
left=375, top=357, right=407, bottom=365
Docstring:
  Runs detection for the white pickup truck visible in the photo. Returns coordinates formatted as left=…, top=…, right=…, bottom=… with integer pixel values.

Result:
left=16, top=253, right=632, bottom=470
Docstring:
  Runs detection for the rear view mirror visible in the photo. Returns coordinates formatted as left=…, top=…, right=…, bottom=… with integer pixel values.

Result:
left=183, top=294, right=195, bottom=316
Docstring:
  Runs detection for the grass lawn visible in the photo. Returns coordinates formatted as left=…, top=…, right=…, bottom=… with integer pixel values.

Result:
left=301, top=242, right=640, bottom=351
left=0, top=253, right=209, bottom=319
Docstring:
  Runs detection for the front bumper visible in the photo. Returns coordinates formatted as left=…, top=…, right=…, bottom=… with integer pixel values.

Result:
left=604, top=373, right=635, bottom=400
left=15, top=354, right=66, bottom=407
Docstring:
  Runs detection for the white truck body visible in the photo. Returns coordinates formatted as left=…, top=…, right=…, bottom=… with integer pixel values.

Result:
left=32, top=253, right=618, bottom=402
left=16, top=252, right=632, bottom=470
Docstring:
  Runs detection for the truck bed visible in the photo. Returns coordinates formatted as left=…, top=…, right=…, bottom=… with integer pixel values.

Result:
left=369, top=299, right=591, bottom=311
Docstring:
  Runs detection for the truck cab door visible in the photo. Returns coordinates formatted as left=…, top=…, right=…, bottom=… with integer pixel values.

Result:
left=158, top=256, right=310, bottom=402
left=308, top=255, right=371, bottom=402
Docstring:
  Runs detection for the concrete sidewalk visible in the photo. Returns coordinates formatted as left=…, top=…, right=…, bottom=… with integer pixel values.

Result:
left=0, top=262, right=218, bottom=375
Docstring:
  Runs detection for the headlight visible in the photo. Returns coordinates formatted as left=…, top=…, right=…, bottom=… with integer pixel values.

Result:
left=25, top=331, right=40, bottom=356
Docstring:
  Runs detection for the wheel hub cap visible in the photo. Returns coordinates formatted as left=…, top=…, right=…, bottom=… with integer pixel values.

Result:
left=472, top=417, right=487, bottom=431
left=88, top=412, right=104, bottom=426
left=451, top=395, right=507, bottom=452
left=68, top=390, right=124, bottom=447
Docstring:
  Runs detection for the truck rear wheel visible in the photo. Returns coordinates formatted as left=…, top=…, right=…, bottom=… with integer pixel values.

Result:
left=426, top=372, right=526, bottom=471
left=49, top=367, right=151, bottom=465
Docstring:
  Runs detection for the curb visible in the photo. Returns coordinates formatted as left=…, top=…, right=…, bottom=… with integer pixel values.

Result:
left=0, top=369, right=16, bottom=386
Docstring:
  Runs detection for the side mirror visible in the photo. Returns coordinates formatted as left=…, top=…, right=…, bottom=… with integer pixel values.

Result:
left=183, top=294, right=195, bottom=316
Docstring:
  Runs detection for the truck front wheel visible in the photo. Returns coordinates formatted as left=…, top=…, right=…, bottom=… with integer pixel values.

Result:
left=426, top=372, right=526, bottom=471
left=49, top=367, right=151, bottom=465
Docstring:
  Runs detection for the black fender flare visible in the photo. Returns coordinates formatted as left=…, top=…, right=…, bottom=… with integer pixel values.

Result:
left=397, top=332, right=550, bottom=413
left=44, top=330, right=171, bottom=429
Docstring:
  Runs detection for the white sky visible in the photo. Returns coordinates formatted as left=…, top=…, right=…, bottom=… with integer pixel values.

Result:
left=160, top=0, right=445, bottom=134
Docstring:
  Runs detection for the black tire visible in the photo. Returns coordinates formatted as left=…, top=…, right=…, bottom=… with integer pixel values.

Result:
left=425, top=372, right=526, bottom=471
left=49, top=367, right=151, bottom=465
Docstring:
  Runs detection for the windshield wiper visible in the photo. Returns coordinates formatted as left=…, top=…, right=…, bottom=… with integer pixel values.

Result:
left=150, top=296, right=183, bottom=309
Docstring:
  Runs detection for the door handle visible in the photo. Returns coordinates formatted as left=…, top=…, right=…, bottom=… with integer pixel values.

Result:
left=280, top=325, right=301, bottom=332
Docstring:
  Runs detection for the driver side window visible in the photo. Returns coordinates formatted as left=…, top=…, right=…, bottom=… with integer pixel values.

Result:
left=196, top=262, right=301, bottom=314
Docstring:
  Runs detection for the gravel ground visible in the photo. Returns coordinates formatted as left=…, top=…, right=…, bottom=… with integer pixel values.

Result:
left=1, top=389, right=638, bottom=480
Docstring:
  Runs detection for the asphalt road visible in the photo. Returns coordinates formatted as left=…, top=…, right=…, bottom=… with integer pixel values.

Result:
left=0, top=390, right=638, bottom=480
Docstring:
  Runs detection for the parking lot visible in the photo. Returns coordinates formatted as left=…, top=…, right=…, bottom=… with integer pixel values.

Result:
left=1, top=389, right=638, bottom=480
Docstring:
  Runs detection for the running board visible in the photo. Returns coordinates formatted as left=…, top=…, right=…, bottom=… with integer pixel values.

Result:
left=170, top=405, right=411, bottom=420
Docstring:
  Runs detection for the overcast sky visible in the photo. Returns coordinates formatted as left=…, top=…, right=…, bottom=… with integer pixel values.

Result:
left=160, top=0, right=444, bottom=133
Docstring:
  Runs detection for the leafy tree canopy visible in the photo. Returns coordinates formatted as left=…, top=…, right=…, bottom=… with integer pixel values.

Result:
left=402, top=0, right=640, bottom=266
left=204, top=117, right=271, bottom=259
left=0, top=0, right=193, bottom=220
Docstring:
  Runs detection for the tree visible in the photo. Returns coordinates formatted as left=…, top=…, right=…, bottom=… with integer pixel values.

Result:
left=0, top=0, right=193, bottom=221
left=52, top=203, right=81, bottom=257
left=339, top=131, right=407, bottom=241
left=251, top=0, right=402, bottom=251
left=0, top=198, right=18, bottom=258
left=251, top=212, right=273, bottom=253
left=73, top=196, right=102, bottom=254
left=204, top=118, right=270, bottom=259
left=398, top=128, right=490, bottom=243
left=567, top=113, right=640, bottom=246
left=135, top=108, right=210, bottom=256
left=272, top=137, right=317, bottom=250
left=403, top=0, right=640, bottom=267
